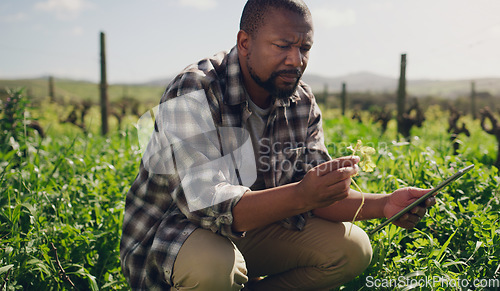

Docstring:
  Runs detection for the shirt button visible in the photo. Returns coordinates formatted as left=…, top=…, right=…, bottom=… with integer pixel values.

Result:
left=182, top=231, right=189, bottom=235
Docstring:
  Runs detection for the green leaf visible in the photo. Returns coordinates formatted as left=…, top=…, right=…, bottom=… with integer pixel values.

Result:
left=0, top=264, right=14, bottom=275
left=360, top=146, right=376, bottom=155
left=360, top=158, right=376, bottom=172
left=86, top=274, right=99, bottom=291
left=437, top=229, right=458, bottom=263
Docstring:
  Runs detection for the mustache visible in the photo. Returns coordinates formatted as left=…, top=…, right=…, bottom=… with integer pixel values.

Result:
left=274, top=69, right=303, bottom=79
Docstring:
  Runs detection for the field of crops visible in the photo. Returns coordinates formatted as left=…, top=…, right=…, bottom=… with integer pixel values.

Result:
left=1, top=89, right=499, bottom=290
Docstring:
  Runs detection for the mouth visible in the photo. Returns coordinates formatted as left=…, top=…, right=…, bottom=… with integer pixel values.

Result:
left=278, top=74, right=299, bottom=83
left=276, top=69, right=302, bottom=84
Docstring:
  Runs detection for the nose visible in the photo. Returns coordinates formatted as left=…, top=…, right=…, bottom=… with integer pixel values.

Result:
left=285, top=47, right=304, bottom=68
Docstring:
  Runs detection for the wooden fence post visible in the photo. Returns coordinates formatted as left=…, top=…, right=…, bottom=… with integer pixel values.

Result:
left=322, top=83, right=328, bottom=108
left=49, top=76, right=55, bottom=102
left=397, top=53, right=407, bottom=137
left=100, top=31, right=109, bottom=135
left=470, top=81, right=476, bottom=120
left=340, top=82, right=347, bottom=116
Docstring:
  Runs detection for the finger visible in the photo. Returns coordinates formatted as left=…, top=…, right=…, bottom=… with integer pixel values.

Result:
left=405, top=213, right=423, bottom=225
left=425, top=197, right=436, bottom=207
left=407, top=187, right=432, bottom=199
left=400, top=222, right=417, bottom=229
left=397, top=214, right=420, bottom=229
left=319, top=165, right=358, bottom=186
left=410, top=206, right=427, bottom=218
left=394, top=219, right=415, bottom=229
left=337, top=164, right=359, bottom=177
left=314, top=156, right=360, bottom=176
left=325, top=178, right=351, bottom=201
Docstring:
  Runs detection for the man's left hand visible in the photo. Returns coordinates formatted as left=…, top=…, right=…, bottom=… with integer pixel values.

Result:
left=384, top=187, right=436, bottom=229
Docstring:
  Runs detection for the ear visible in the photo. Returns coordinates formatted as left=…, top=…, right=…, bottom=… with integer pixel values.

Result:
left=237, top=30, right=251, bottom=57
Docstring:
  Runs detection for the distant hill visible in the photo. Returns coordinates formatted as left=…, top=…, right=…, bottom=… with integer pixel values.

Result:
left=303, top=72, right=396, bottom=93
left=0, top=78, right=165, bottom=104
left=1, top=73, right=499, bottom=102
left=302, top=72, right=500, bottom=99
left=406, top=78, right=500, bottom=99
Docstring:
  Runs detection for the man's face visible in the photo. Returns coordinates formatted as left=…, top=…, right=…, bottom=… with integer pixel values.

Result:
left=245, top=8, right=313, bottom=100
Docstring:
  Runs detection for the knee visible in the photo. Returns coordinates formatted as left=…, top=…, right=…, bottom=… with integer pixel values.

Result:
left=317, top=223, right=372, bottom=286
left=172, top=231, right=248, bottom=290
left=341, top=223, right=372, bottom=279
left=189, top=259, right=246, bottom=291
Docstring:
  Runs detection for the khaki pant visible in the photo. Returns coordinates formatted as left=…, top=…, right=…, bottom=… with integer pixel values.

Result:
left=171, top=217, right=372, bottom=290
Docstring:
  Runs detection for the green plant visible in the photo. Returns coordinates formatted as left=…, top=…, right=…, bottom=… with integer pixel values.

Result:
left=327, top=113, right=499, bottom=291
left=0, top=98, right=139, bottom=289
left=1, top=94, right=499, bottom=290
left=0, top=88, right=31, bottom=150
left=347, top=139, right=377, bottom=234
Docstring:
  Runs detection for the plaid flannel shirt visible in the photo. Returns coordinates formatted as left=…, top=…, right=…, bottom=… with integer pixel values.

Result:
left=120, top=46, right=331, bottom=290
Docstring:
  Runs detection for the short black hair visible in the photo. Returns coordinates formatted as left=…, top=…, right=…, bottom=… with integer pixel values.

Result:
left=240, top=0, right=311, bottom=37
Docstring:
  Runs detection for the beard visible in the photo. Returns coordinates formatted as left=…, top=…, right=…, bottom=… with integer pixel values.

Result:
left=247, top=56, right=302, bottom=100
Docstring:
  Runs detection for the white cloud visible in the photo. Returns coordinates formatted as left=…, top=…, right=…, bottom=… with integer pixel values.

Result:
left=2, top=12, right=27, bottom=23
left=35, top=0, right=94, bottom=20
left=311, top=7, right=356, bottom=29
left=490, top=24, right=500, bottom=39
left=70, top=26, right=84, bottom=36
left=179, top=0, right=217, bottom=10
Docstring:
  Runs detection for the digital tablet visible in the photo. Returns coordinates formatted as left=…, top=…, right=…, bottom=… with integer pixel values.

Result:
left=368, top=164, right=475, bottom=235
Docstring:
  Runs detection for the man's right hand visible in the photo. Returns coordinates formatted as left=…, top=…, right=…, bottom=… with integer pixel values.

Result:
left=296, top=156, right=360, bottom=210
left=232, top=156, right=360, bottom=233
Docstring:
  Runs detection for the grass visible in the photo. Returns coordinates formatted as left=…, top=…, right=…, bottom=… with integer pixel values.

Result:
left=1, top=91, right=499, bottom=290
left=0, top=128, right=140, bottom=289
left=323, top=108, right=500, bottom=290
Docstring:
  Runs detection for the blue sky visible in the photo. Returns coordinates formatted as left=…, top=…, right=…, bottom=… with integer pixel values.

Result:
left=1, top=0, right=500, bottom=83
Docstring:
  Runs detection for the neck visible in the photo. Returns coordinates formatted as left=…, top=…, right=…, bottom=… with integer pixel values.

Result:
left=248, top=91, right=272, bottom=109
left=239, top=61, right=272, bottom=109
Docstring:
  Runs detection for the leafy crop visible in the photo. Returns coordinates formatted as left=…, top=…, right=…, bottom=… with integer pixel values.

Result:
left=322, top=110, right=499, bottom=290
left=1, top=91, right=499, bottom=290
left=1, top=89, right=139, bottom=290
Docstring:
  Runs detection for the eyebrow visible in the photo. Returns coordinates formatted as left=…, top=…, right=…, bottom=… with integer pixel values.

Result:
left=277, top=38, right=313, bottom=47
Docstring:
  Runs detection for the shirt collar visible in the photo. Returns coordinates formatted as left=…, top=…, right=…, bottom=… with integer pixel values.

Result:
left=224, top=46, right=301, bottom=108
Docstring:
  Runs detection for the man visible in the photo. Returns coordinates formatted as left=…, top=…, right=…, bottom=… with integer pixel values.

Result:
left=120, top=0, right=435, bottom=290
